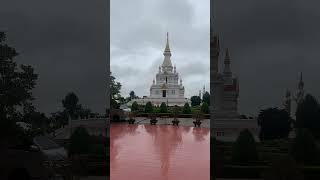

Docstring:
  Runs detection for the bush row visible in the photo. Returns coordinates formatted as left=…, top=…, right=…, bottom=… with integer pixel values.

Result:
left=134, top=113, right=210, bottom=119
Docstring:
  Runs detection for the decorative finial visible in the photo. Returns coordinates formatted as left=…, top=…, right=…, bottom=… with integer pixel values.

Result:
left=164, top=32, right=171, bottom=53
left=225, top=48, right=230, bottom=60
left=298, top=72, right=304, bottom=89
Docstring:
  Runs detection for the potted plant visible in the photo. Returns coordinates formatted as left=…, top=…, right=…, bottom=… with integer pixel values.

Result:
left=149, top=113, right=158, bottom=125
left=128, top=112, right=136, bottom=124
left=192, top=111, right=203, bottom=127
left=172, top=106, right=180, bottom=126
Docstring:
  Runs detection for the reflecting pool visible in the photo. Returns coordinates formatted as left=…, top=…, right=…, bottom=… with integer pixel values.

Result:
left=110, top=124, right=210, bottom=180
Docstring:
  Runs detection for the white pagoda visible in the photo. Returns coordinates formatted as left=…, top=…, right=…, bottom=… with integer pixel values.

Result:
left=128, top=33, right=190, bottom=107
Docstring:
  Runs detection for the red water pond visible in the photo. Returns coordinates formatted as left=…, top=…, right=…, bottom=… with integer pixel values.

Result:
left=110, top=124, right=210, bottom=180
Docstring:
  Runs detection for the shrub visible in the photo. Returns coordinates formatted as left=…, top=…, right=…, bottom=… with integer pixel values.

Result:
left=258, top=107, right=292, bottom=141
left=295, top=94, right=320, bottom=138
left=183, top=103, right=191, bottom=114
left=232, top=129, right=258, bottom=164
left=201, top=102, right=209, bottom=114
left=144, top=102, right=153, bottom=113
left=131, top=101, right=139, bottom=112
left=159, top=102, right=167, bottom=113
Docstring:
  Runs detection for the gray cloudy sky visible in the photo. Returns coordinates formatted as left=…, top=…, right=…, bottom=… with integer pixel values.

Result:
left=110, top=0, right=210, bottom=99
left=214, top=0, right=320, bottom=116
left=1, top=0, right=107, bottom=115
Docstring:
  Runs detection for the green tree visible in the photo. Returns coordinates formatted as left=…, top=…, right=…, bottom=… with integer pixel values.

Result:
left=0, top=32, right=38, bottom=142
left=232, top=129, right=258, bottom=164
left=257, top=107, right=292, bottom=141
left=62, top=92, right=80, bottom=120
left=295, top=94, right=320, bottom=138
left=201, top=102, right=209, bottom=114
left=159, top=102, right=167, bottom=113
left=145, top=101, right=153, bottom=113
left=190, top=96, right=201, bottom=107
left=183, top=103, right=191, bottom=114
left=69, top=126, right=92, bottom=155
left=131, top=101, right=139, bottom=112
left=172, top=105, right=180, bottom=116
left=129, top=91, right=136, bottom=100
left=202, top=91, right=210, bottom=105
left=110, top=73, right=122, bottom=109
left=290, top=128, right=318, bottom=164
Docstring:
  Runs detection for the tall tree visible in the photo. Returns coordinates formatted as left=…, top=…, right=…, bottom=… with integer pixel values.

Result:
left=183, top=103, right=191, bottom=114
left=257, top=107, right=292, bottom=141
left=0, top=32, right=38, bottom=141
left=202, top=91, right=210, bottom=105
left=62, top=92, right=80, bottom=120
left=129, top=91, right=135, bottom=100
left=190, top=96, right=201, bottom=107
left=295, top=94, right=320, bottom=138
left=131, top=101, right=139, bottom=112
left=159, top=102, right=167, bottom=113
left=145, top=101, right=153, bottom=113
left=110, top=73, right=122, bottom=109
left=201, top=102, right=209, bottom=114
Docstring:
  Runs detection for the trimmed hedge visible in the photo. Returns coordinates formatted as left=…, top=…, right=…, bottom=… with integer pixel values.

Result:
left=135, top=113, right=209, bottom=119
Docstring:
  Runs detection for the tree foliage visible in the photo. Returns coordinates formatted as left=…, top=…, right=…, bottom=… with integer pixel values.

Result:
left=129, top=91, right=136, bottom=100
left=183, top=103, right=191, bottom=114
left=190, top=96, right=201, bottom=107
left=62, top=92, right=79, bottom=119
left=295, top=94, right=320, bottom=138
left=257, top=107, right=292, bottom=141
left=159, top=102, right=167, bottom=113
left=131, top=101, right=139, bottom=112
left=201, top=102, right=209, bottom=114
left=202, top=91, right=210, bottom=105
left=110, top=73, right=123, bottom=109
left=61, top=92, right=92, bottom=120
left=231, top=129, right=258, bottom=164
left=144, top=101, right=153, bottom=113
left=0, top=32, right=38, bottom=141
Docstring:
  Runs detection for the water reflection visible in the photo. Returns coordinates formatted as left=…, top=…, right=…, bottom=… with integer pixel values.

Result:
left=192, top=127, right=210, bottom=142
left=110, top=124, right=210, bottom=180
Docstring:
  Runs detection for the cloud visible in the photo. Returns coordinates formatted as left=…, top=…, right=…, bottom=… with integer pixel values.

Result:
left=111, top=0, right=210, bottom=100
left=1, top=0, right=107, bottom=115
left=214, top=0, right=320, bottom=116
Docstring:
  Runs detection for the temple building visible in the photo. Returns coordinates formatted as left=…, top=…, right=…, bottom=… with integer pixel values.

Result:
left=211, top=37, right=240, bottom=118
left=210, top=21, right=259, bottom=141
left=128, top=33, right=190, bottom=107
left=283, top=72, right=305, bottom=118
